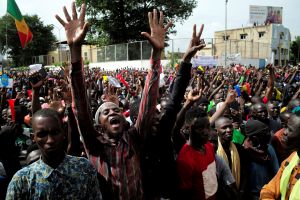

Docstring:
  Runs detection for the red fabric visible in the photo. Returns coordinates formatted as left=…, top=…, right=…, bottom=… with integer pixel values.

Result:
left=123, top=109, right=130, bottom=117
left=262, top=96, right=268, bottom=104
left=117, top=74, right=129, bottom=88
left=245, top=83, right=251, bottom=95
left=27, top=89, right=32, bottom=100
left=8, top=99, right=15, bottom=122
left=177, top=142, right=216, bottom=200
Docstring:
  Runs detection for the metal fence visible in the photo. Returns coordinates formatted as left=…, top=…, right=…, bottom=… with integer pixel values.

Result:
left=32, top=38, right=273, bottom=66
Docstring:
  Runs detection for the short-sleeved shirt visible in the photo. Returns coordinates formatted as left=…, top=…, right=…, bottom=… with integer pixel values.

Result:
left=177, top=142, right=217, bottom=200
left=6, top=155, right=102, bottom=200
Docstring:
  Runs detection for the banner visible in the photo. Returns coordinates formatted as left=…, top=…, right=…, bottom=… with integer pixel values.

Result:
left=250, top=5, right=282, bottom=25
left=0, top=78, right=13, bottom=88
left=222, top=53, right=241, bottom=64
left=191, top=56, right=217, bottom=68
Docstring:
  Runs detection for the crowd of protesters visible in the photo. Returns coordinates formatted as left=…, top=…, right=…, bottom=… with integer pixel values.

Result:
left=1, top=2, right=300, bottom=200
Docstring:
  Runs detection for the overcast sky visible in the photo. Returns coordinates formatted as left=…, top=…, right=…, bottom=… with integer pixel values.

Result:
left=1, top=0, right=299, bottom=42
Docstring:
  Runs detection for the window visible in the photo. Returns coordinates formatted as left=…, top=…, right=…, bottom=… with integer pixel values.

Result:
left=223, top=35, right=229, bottom=41
left=240, top=34, right=247, bottom=40
left=84, top=52, right=88, bottom=61
left=259, top=32, right=265, bottom=38
left=52, top=57, right=54, bottom=63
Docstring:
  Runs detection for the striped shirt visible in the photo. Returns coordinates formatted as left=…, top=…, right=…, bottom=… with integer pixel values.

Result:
left=70, top=60, right=160, bottom=199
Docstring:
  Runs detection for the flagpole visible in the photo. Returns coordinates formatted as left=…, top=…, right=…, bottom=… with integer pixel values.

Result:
left=5, top=15, right=8, bottom=68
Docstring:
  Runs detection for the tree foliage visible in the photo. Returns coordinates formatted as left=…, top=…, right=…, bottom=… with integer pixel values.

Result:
left=290, top=36, right=300, bottom=64
left=0, top=14, right=56, bottom=67
left=76, top=0, right=197, bottom=45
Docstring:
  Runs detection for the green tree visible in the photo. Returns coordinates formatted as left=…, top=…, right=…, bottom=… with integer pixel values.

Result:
left=76, top=0, right=197, bottom=45
left=290, top=36, right=300, bottom=64
left=0, top=14, right=56, bottom=67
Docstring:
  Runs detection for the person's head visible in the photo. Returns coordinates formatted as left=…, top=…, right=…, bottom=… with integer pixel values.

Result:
left=283, top=112, right=300, bottom=151
left=90, top=89, right=96, bottom=99
left=267, top=101, right=280, bottom=119
left=251, top=96, right=262, bottom=104
left=195, top=97, right=209, bottom=112
left=214, top=92, right=224, bottom=104
left=287, top=99, right=300, bottom=112
left=95, top=102, right=126, bottom=138
left=184, top=107, right=210, bottom=148
left=251, top=102, right=268, bottom=123
left=245, top=119, right=270, bottom=152
left=279, top=111, right=291, bottom=128
left=32, top=109, right=65, bottom=159
left=215, top=117, right=233, bottom=146
left=160, top=97, right=170, bottom=112
left=1, top=108, right=8, bottom=124
left=90, top=99, right=99, bottom=117
left=6, top=108, right=12, bottom=124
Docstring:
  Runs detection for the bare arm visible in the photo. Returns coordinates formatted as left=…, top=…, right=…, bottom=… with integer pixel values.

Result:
left=208, top=80, right=225, bottom=101
left=209, top=89, right=236, bottom=125
left=31, top=81, right=43, bottom=114
left=265, top=66, right=275, bottom=102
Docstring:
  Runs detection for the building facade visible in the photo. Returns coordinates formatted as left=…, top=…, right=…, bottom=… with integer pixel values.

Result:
left=214, top=24, right=291, bottom=66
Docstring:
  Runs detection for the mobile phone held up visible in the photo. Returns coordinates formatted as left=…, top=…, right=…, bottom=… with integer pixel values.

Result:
left=29, top=64, right=48, bottom=85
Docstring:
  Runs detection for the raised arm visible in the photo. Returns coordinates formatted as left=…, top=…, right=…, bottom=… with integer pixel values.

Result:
left=56, top=2, right=99, bottom=153
left=31, top=80, right=43, bottom=114
left=135, top=10, right=172, bottom=137
left=264, top=65, right=275, bottom=102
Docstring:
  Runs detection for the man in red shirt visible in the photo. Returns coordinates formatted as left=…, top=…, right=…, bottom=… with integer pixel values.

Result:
left=177, top=107, right=217, bottom=200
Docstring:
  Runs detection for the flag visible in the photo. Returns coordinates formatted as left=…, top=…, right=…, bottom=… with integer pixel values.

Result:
left=117, top=74, right=129, bottom=88
left=7, top=0, right=33, bottom=48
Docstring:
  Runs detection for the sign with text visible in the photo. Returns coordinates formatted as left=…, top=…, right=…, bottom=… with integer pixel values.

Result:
left=192, top=56, right=217, bottom=67
left=250, top=5, right=282, bottom=24
left=222, top=53, right=241, bottom=64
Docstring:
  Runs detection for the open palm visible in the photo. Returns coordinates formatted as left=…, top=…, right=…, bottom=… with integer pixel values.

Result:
left=141, top=9, right=172, bottom=50
left=55, top=2, right=88, bottom=47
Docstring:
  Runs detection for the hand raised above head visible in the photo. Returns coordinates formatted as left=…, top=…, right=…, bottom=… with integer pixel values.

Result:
left=183, top=24, right=206, bottom=63
left=186, top=89, right=202, bottom=103
left=141, top=9, right=173, bottom=51
left=55, top=2, right=89, bottom=48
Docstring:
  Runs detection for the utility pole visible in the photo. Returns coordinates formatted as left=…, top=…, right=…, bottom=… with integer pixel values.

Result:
left=224, top=0, right=228, bottom=67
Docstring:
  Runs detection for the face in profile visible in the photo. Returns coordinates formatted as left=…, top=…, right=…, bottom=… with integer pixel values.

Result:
left=284, top=115, right=300, bottom=150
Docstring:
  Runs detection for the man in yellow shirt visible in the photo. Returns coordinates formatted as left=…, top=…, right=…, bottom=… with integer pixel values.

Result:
left=260, top=111, right=300, bottom=200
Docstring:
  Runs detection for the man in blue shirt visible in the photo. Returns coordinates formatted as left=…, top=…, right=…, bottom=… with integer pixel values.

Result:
left=6, top=108, right=102, bottom=199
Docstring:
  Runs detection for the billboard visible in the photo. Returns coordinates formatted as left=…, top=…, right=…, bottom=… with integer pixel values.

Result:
left=250, top=5, right=282, bottom=25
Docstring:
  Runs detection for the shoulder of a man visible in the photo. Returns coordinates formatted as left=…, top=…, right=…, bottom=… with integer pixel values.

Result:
left=65, top=155, right=97, bottom=173
left=6, top=164, right=33, bottom=194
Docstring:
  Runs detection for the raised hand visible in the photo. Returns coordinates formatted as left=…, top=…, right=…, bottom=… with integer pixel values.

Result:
left=183, top=24, right=206, bottom=63
left=55, top=2, right=89, bottom=62
left=187, top=89, right=202, bottom=103
left=30, top=80, right=44, bottom=90
left=56, top=2, right=88, bottom=47
left=141, top=9, right=172, bottom=55
left=225, top=89, right=236, bottom=104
